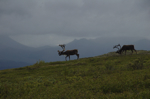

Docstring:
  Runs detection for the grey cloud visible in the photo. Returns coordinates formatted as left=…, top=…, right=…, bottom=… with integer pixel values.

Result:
left=0, top=0, right=150, bottom=39
left=0, top=0, right=35, bottom=17
left=138, top=0, right=150, bottom=9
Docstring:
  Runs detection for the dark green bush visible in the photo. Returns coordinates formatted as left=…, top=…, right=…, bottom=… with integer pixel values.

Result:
left=127, top=58, right=144, bottom=70
left=105, top=62, right=113, bottom=70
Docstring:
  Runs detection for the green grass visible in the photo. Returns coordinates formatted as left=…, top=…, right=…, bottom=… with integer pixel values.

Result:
left=1, top=50, right=150, bottom=98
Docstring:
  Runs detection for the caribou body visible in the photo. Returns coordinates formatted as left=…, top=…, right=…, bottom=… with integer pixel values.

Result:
left=114, top=44, right=137, bottom=55
left=58, top=49, right=79, bottom=61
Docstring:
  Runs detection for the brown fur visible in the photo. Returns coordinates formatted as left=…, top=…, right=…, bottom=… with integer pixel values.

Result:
left=58, top=49, right=79, bottom=61
left=116, top=45, right=137, bottom=55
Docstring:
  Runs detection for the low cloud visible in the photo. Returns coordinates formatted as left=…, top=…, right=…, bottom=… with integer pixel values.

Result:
left=0, top=0, right=150, bottom=47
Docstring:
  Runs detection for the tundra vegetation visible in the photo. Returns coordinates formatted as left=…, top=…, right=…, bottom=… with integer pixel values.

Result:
left=0, top=50, right=150, bottom=98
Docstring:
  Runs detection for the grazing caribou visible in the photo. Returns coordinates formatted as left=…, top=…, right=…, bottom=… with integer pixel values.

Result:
left=58, top=49, right=79, bottom=61
left=113, top=44, right=137, bottom=55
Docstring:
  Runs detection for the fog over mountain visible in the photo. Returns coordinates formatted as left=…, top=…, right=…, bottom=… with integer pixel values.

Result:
left=0, top=35, right=150, bottom=70
left=0, top=0, right=150, bottom=48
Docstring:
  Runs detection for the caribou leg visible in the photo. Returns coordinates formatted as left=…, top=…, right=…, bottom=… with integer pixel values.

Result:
left=131, top=50, right=133, bottom=54
left=131, top=49, right=137, bottom=54
left=69, top=55, right=70, bottom=60
left=65, top=56, right=68, bottom=61
left=76, top=54, right=79, bottom=59
left=121, top=50, right=124, bottom=54
left=134, top=49, right=137, bottom=54
left=125, top=50, right=126, bottom=55
left=132, top=50, right=133, bottom=54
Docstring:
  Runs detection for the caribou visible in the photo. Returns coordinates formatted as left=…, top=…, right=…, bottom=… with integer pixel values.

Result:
left=113, top=44, right=137, bottom=55
left=58, top=49, right=79, bottom=61
left=58, top=44, right=79, bottom=61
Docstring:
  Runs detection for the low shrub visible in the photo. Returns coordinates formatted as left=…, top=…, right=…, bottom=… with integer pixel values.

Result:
left=127, top=58, right=144, bottom=70
left=105, top=62, right=114, bottom=70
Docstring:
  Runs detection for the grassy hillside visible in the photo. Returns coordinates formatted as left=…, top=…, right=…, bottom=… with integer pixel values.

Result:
left=1, top=50, right=150, bottom=98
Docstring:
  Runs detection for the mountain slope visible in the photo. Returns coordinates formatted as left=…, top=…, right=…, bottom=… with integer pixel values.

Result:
left=0, top=51, right=150, bottom=98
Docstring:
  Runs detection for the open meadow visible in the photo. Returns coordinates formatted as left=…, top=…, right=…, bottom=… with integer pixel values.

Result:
left=1, top=50, right=150, bottom=98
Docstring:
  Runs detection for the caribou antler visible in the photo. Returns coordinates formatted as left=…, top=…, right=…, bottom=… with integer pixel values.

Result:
left=118, top=44, right=121, bottom=49
left=59, top=44, right=65, bottom=51
left=113, top=44, right=121, bottom=50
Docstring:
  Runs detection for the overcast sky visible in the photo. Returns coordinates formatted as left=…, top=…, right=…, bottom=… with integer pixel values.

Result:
left=0, top=0, right=150, bottom=47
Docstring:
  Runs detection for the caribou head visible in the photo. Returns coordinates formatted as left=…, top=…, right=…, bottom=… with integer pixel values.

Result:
left=57, top=50, right=65, bottom=56
left=113, top=44, right=122, bottom=54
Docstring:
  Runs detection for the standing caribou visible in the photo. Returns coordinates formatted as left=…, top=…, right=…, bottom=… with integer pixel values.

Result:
left=113, top=44, right=137, bottom=55
left=58, top=44, right=79, bottom=61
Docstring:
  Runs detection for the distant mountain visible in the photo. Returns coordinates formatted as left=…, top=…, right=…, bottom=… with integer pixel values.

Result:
left=0, top=60, right=30, bottom=70
left=134, top=39, right=150, bottom=50
left=0, top=35, right=150, bottom=70
left=0, top=35, right=34, bottom=51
